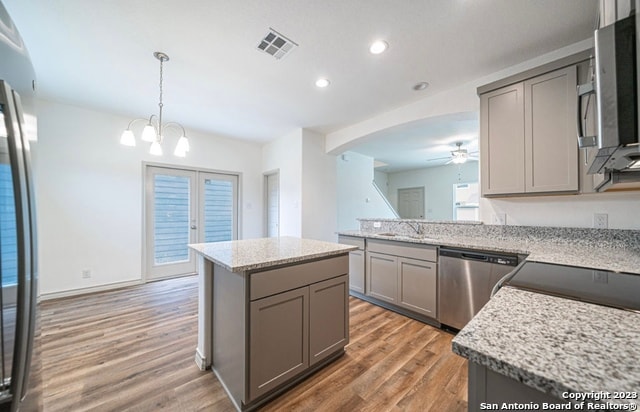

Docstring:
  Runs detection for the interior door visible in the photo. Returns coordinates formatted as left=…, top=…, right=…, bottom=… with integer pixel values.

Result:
left=265, top=172, right=279, bottom=237
left=397, top=187, right=424, bottom=219
left=145, top=167, right=197, bottom=280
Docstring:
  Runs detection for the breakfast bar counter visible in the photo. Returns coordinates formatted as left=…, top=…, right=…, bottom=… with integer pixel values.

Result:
left=189, top=236, right=356, bottom=411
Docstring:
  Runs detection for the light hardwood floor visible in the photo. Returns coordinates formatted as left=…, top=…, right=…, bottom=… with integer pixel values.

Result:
left=40, top=275, right=467, bottom=411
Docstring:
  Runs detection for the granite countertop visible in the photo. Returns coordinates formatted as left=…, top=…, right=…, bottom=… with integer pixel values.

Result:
left=189, top=236, right=357, bottom=272
left=452, top=288, right=640, bottom=408
left=337, top=230, right=640, bottom=275
left=338, top=228, right=640, bottom=406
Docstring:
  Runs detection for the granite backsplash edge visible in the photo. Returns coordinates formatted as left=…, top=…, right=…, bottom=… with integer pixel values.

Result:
left=356, top=218, right=640, bottom=249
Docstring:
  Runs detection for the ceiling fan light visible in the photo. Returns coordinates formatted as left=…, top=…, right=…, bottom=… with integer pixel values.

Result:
left=451, top=156, right=467, bottom=164
left=120, top=129, right=136, bottom=146
left=141, top=124, right=157, bottom=142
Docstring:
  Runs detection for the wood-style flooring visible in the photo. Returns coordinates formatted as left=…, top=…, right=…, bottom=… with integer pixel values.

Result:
left=40, top=275, right=467, bottom=411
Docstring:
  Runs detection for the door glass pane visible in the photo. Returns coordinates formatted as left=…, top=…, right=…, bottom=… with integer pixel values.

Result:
left=153, top=174, right=190, bottom=265
left=203, top=179, right=233, bottom=242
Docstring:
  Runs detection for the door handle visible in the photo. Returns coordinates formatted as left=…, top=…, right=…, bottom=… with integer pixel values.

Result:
left=191, top=225, right=197, bottom=230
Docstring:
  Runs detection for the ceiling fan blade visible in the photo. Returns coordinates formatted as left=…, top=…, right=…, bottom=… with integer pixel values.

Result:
left=426, top=156, right=451, bottom=162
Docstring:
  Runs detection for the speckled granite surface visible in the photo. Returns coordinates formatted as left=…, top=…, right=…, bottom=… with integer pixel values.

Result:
left=338, top=224, right=640, bottom=275
left=189, top=236, right=356, bottom=272
left=452, top=288, right=640, bottom=407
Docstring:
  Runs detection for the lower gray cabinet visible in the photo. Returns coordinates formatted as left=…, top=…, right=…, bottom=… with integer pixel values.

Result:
left=309, top=275, right=349, bottom=366
left=249, top=286, right=309, bottom=400
left=397, top=257, right=437, bottom=318
left=365, top=240, right=438, bottom=320
left=248, top=273, right=349, bottom=402
left=347, top=249, right=365, bottom=293
left=366, top=251, right=398, bottom=304
left=338, top=235, right=366, bottom=293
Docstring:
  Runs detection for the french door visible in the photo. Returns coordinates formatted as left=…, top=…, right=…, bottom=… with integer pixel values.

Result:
left=145, top=165, right=238, bottom=280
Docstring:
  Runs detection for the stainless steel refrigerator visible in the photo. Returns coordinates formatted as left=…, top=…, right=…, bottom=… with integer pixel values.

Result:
left=0, top=1, right=40, bottom=411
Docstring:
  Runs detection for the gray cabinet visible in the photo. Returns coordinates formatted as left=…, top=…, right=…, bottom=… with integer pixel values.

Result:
left=309, top=275, right=349, bottom=366
left=481, top=65, right=579, bottom=196
left=248, top=268, right=350, bottom=402
left=365, top=239, right=437, bottom=319
left=338, top=235, right=365, bottom=293
left=366, top=251, right=398, bottom=303
left=480, top=83, right=525, bottom=195
left=397, top=257, right=437, bottom=318
left=249, top=286, right=309, bottom=400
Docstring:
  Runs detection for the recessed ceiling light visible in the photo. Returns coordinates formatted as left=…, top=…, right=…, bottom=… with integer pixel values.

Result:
left=315, top=78, right=330, bottom=88
left=413, top=82, right=429, bottom=91
left=369, top=40, right=388, bottom=55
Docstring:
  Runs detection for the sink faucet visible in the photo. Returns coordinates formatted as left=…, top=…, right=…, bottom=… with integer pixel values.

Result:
left=404, top=221, right=422, bottom=235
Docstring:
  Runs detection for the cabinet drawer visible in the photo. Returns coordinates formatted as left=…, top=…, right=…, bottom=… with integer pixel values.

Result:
left=367, top=239, right=437, bottom=262
left=250, top=255, right=349, bottom=301
left=338, top=235, right=365, bottom=249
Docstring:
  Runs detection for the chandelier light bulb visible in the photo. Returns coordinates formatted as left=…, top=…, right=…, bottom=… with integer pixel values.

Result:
left=141, top=124, right=156, bottom=142
left=149, top=140, right=163, bottom=156
left=120, top=129, right=136, bottom=147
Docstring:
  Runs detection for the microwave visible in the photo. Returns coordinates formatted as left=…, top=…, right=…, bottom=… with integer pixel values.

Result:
left=581, top=13, right=639, bottom=177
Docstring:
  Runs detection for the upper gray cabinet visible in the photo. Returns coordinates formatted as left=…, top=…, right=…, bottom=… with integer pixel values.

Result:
left=480, top=65, right=579, bottom=196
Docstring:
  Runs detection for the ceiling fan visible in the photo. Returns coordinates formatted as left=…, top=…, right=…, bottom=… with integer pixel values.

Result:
left=426, top=142, right=479, bottom=165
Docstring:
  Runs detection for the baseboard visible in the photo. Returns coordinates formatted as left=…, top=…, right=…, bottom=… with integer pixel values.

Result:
left=40, top=279, right=144, bottom=301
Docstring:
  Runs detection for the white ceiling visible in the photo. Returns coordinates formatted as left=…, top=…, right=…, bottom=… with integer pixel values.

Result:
left=3, top=0, right=597, bottom=144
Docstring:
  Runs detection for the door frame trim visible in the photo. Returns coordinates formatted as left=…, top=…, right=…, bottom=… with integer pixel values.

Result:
left=141, top=162, right=243, bottom=282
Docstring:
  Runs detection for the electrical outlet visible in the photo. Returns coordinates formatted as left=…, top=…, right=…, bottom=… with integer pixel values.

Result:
left=82, top=269, right=91, bottom=279
left=493, top=213, right=506, bottom=225
left=593, top=213, right=608, bottom=229
left=373, top=222, right=381, bottom=228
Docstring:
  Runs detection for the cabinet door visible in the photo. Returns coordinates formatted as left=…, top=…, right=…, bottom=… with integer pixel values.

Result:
left=348, top=249, right=365, bottom=293
left=309, top=275, right=349, bottom=366
left=524, top=66, right=578, bottom=193
left=249, top=287, right=309, bottom=401
left=480, top=83, right=525, bottom=195
left=397, top=257, right=437, bottom=318
left=366, top=252, right=398, bottom=303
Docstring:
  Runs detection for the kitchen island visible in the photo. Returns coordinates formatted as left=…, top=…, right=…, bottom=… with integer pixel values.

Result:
left=189, top=237, right=357, bottom=411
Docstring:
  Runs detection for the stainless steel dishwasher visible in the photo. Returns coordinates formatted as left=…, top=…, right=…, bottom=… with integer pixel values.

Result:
left=438, top=248, right=519, bottom=330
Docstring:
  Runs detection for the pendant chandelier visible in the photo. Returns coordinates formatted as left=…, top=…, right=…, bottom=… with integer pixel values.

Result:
left=120, top=51, right=190, bottom=157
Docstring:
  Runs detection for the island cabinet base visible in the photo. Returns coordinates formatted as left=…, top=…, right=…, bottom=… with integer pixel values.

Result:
left=195, top=253, right=350, bottom=412
left=468, top=363, right=569, bottom=412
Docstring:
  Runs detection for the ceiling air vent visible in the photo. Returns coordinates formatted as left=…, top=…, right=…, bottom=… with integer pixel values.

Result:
left=257, top=28, right=298, bottom=60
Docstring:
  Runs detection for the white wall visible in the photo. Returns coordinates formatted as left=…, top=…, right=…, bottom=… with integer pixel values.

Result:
left=337, top=152, right=397, bottom=230
left=480, top=192, right=640, bottom=229
left=301, top=130, right=337, bottom=241
left=387, top=162, right=479, bottom=221
left=33, top=99, right=263, bottom=296
left=327, top=38, right=640, bottom=230
left=261, top=129, right=303, bottom=237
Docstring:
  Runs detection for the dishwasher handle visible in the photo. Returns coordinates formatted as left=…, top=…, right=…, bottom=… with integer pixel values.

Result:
left=460, top=252, right=489, bottom=262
